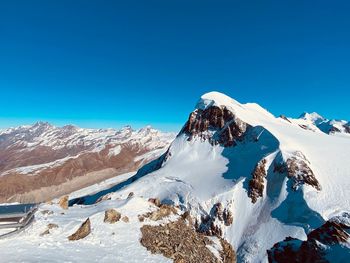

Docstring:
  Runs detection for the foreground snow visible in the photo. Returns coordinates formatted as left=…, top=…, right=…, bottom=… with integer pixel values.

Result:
left=0, top=195, right=172, bottom=263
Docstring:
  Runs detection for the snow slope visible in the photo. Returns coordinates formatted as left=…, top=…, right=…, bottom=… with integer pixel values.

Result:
left=0, top=195, right=172, bottom=263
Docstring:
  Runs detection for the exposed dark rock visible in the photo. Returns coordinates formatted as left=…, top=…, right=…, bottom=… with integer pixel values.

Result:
left=248, top=159, right=267, bottom=203
left=104, top=209, right=121, bottom=224
left=143, top=204, right=178, bottom=221
left=140, top=217, right=236, bottom=263
left=68, top=218, right=91, bottom=241
left=58, top=195, right=69, bottom=210
left=181, top=211, right=193, bottom=225
left=307, top=221, right=349, bottom=245
left=197, top=202, right=233, bottom=236
left=41, top=209, right=54, bottom=215
left=279, top=115, right=292, bottom=123
left=40, top=229, right=50, bottom=236
left=213, top=203, right=224, bottom=221
left=181, top=106, right=249, bottom=147
left=223, top=209, right=233, bottom=226
left=329, top=126, right=341, bottom=133
left=220, top=239, right=237, bottom=263
left=273, top=161, right=287, bottom=174
left=344, top=124, right=350, bottom=134
left=95, top=193, right=112, bottom=203
left=47, top=223, right=58, bottom=229
left=273, top=152, right=321, bottom=191
left=40, top=223, right=59, bottom=236
left=148, top=198, right=161, bottom=207
left=286, top=152, right=321, bottom=191
left=267, top=220, right=350, bottom=263
left=298, top=124, right=309, bottom=130
left=121, top=216, right=129, bottom=223
left=212, top=203, right=233, bottom=226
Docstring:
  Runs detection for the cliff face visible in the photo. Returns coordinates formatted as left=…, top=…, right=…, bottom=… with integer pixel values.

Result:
left=268, top=214, right=350, bottom=263
left=181, top=105, right=249, bottom=147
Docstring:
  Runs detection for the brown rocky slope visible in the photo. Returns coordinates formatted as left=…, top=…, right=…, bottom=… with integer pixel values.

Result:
left=0, top=123, right=174, bottom=203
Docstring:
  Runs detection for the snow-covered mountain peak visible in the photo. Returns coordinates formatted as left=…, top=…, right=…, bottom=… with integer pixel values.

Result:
left=195, top=91, right=241, bottom=111
left=298, top=112, right=325, bottom=123
left=138, top=125, right=154, bottom=133
left=61, top=124, right=79, bottom=130
left=32, top=121, right=53, bottom=127
left=103, top=91, right=349, bottom=261
left=295, top=112, right=350, bottom=137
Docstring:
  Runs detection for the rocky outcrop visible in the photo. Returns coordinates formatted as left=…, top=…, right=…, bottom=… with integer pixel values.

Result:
left=220, top=239, right=236, bottom=263
left=344, top=123, right=350, bottom=134
left=58, top=195, right=69, bottom=210
left=121, top=216, right=129, bottom=223
left=298, top=124, right=311, bottom=131
left=40, top=223, right=59, bottom=236
left=197, top=202, right=233, bottom=237
left=307, top=220, right=349, bottom=245
left=104, top=209, right=121, bottom=224
left=181, top=106, right=249, bottom=147
left=248, top=159, right=267, bottom=203
left=47, top=223, right=59, bottom=229
left=212, top=203, right=233, bottom=227
left=148, top=198, right=161, bottom=207
left=68, top=218, right=91, bottom=241
left=95, top=193, right=112, bottom=203
left=286, top=152, right=321, bottom=191
left=142, top=204, right=178, bottom=221
left=274, top=152, right=321, bottom=191
left=267, top=218, right=350, bottom=263
left=140, top=217, right=236, bottom=263
left=279, top=115, right=292, bottom=123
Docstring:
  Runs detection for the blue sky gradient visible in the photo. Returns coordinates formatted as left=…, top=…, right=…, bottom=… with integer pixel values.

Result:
left=0, top=0, right=349, bottom=131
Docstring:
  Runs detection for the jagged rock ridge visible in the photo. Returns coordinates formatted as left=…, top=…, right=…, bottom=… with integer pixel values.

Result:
left=181, top=105, right=249, bottom=147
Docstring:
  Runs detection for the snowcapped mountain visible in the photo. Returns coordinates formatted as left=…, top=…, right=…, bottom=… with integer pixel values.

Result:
left=284, top=111, right=350, bottom=137
left=104, top=91, right=348, bottom=262
left=0, top=92, right=348, bottom=262
left=0, top=122, right=175, bottom=203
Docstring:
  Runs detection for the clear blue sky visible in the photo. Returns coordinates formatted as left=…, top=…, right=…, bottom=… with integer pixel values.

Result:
left=0, top=0, right=349, bottom=131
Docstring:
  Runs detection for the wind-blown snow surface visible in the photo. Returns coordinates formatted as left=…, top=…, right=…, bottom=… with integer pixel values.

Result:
left=0, top=92, right=348, bottom=262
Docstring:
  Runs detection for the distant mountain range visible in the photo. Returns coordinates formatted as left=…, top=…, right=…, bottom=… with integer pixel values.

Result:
left=0, top=123, right=174, bottom=203
left=285, top=111, right=350, bottom=136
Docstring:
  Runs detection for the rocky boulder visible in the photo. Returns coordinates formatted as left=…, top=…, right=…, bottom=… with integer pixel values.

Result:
left=68, top=218, right=91, bottom=241
left=58, top=195, right=69, bottom=210
left=104, top=209, right=121, bottom=224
